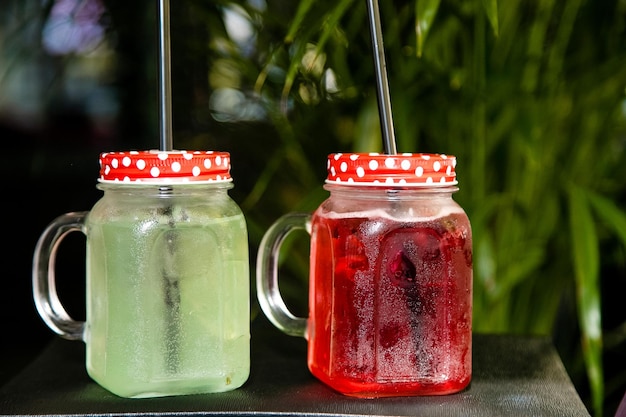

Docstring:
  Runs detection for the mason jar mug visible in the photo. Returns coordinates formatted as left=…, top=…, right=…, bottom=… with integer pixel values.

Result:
left=33, top=150, right=250, bottom=398
left=257, top=153, right=472, bottom=397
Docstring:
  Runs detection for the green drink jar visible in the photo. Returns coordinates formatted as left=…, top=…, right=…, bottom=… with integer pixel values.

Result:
left=33, top=150, right=250, bottom=398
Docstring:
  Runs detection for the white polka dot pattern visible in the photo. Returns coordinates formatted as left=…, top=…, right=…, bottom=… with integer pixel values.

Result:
left=326, top=153, right=457, bottom=186
left=99, top=150, right=232, bottom=183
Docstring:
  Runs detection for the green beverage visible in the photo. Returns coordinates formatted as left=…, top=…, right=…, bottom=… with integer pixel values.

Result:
left=86, top=212, right=249, bottom=398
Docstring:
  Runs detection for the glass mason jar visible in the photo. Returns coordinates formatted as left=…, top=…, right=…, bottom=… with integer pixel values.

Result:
left=257, top=153, right=472, bottom=397
left=33, top=150, right=250, bottom=398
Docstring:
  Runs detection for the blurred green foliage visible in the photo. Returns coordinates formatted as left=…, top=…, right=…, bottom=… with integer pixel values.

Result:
left=2, top=0, right=626, bottom=415
left=186, top=2, right=626, bottom=415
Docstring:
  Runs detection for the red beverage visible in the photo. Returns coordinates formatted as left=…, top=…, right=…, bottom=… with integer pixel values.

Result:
left=257, top=153, right=472, bottom=397
left=308, top=208, right=472, bottom=397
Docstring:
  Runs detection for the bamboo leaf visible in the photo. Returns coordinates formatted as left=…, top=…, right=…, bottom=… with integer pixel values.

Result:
left=285, top=0, right=316, bottom=43
left=492, top=244, right=544, bottom=300
left=475, top=233, right=496, bottom=295
left=567, top=184, right=604, bottom=417
left=354, top=97, right=383, bottom=152
left=315, top=0, right=353, bottom=56
left=545, top=0, right=582, bottom=88
left=282, top=0, right=352, bottom=103
left=481, top=0, right=499, bottom=37
left=587, top=189, right=626, bottom=250
left=281, top=40, right=307, bottom=106
left=415, top=0, right=441, bottom=57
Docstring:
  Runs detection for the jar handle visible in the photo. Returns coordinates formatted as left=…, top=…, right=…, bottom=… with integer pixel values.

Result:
left=256, top=213, right=310, bottom=338
left=32, top=211, right=88, bottom=341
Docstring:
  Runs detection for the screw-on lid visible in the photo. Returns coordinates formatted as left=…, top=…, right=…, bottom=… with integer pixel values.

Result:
left=99, top=150, right=232, bottom=184
left=326, top=153, right=457, bottom=186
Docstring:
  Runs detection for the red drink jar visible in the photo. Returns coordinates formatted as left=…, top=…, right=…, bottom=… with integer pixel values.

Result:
left=256, top=152, right=472, bottom=397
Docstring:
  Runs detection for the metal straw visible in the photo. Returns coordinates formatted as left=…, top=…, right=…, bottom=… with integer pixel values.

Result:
left=158, top=0, right=173, bottom=152
left=157, top=0, right=179, bottom=374
left=366, top=0, right=397, bottom=155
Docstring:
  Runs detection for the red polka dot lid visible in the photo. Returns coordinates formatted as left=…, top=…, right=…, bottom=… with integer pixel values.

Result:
left=326, top=153, right=457, bottom=186
left=99, top=150, right=232, bottom=183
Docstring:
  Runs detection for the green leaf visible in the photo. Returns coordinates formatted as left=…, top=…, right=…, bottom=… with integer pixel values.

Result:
left=475, top=233, right=496, bottom=296
left=281, top=0, right=353, bottom=102
left=587, top=189, right=626, bottom=250
left=415, top=0, right=441, bottom=57
left=492, top=243, right=545, bottom=300
left=285, top=0, right=316, bottom=43
left=482, top=0, right=499, bottom=37
left=315, top=0, right=353, bottom=55
left=567, top=184, right=604, bottom=417
left=281, top=39, right=308, bottom=104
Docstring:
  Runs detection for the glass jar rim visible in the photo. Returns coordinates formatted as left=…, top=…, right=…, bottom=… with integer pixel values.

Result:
left=323, top=182, right=459, bottom=193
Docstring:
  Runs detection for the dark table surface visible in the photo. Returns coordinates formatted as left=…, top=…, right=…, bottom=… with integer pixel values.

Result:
left=0, top=316, right=591, bottom=417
